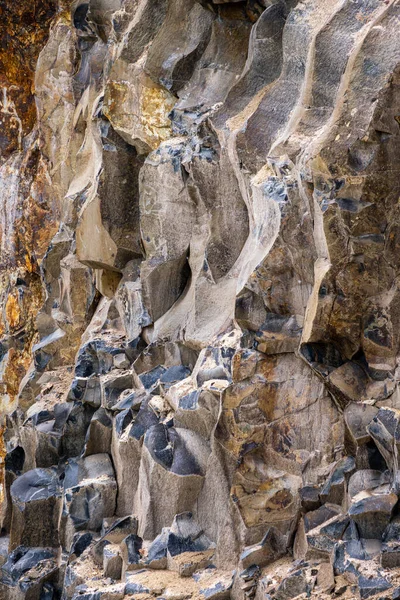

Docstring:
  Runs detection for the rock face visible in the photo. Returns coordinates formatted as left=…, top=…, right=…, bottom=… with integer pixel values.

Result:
left=1, top=0, right=400, bottom=598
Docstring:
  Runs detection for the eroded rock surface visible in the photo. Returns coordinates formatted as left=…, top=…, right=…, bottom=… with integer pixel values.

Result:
left=1, top=0, right=400, bottom=598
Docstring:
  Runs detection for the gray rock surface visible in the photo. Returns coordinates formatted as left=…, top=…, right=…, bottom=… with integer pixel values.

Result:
left=1, top=0, right=400, bottom=598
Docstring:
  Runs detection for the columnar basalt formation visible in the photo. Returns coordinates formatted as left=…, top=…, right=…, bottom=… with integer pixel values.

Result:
left=1, top=1, right=400, bottom=598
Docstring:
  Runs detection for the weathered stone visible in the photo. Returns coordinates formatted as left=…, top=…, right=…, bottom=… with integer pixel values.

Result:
left=84, top=407, right=112, bottom=456
left=319, top=456, right=355, bottom=506
left=61, top=402, right=97, bottom=459
left=367, top=407, right=400, bottom=480
left=136, top=428, right=210, bottom=538
left=299, top=486, right=321, bottom=513
left=10, top=468, right=62, bottom=550
left=349, top=489, right=397, bottom=540
left=63, top=454, right=117, bottom=534
left=100, top=516, right=138, bottom=544
left=295, top=512, right=350, bottom=561
left=113, top=354, right=130, bottom=371
left=167, top=383, right=219, bottom=440
left=254, top=314, right=302, bottom=355
left=274, top=569, right=308, bottom=600
left=240, top=527, right=286, bottom=569
left=347, top=469, right=390, bottom=500
left=316, top=562, right=335, bottom=594
left=2, top=1, right=400, bottom=599
left=381, top=542, right=400, bottom=569
left=358, top=574, right=392, bottom=599
left=120, top=534, right=142, bottom=575
left=101, top=372, right=133, bottom=410
left=103, top=545, right=122, bottom=580
left=69, top=376, right=101, bottom=408
left=0, top=546, right=58, bottom=600
left=167, top=513, right=214, bottom=559
left=145, top=528, right=169, bottom=570
left=303, top=504, right=342, bottom=533
left=110, top=406, right=143, bottom=517
left=344, top=403, right=379, bottom=453
left=194, top=569, right=234, bottom=600
left=69, top=532, right=93, bottom=561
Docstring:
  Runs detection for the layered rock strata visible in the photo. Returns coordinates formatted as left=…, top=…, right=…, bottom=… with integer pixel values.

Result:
left=1, top=0, right=400, bottom=598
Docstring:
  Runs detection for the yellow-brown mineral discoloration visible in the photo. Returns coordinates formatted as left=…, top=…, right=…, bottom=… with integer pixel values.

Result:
left=231, top=450, right=300, bottom=528
left=104, top=75, right=175, bottom=152
left=5, top=292, right=20, bottom=330
left=0, top=135, right=59, bottom=444
left=103, top=81, right=128, bottom=118
left=18, top=155, right=60, bottom=265
left=140, top=84, right=175, bottom=149
left=0, top=0, right=57, bottom=157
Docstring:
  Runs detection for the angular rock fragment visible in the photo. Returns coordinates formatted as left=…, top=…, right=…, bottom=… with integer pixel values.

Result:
left=110, top=403, right=148, bottom=517
left=316, top=562, right=335, bottom=594
left=167, top=513, right=214, bottom=558
left=63, top=454, right=117, bottom=536
left=194, top=347, right=234, bottom=387
left=100, top=516, right=138, bottom=544
left=380, top=515, right=400, bottom=569
left=10, top=468, right=63, bottom=550
left=303, top=503, right=342, bottom=533
left=69, top=376, right=101, bottom=407
left=145, top=529, right=170, bottom=570
left=349, top=489, right=397, bottom=540
left=194, top=568, right=234, bottom=600
left=367, top=408, right=400, bottom=480
left=61, top=403, right=97, bottom=459
left=358, top=574, right=392, bottom=599
left=240, top=527, right=286, bottom=569
left=319, top=456, right=355, bottom=506
left=103, top=545, right=122, bottom=580
left=295, top=513, right=350, bottom=561
left=381, top=542, right=400, bottom=570
left=84, top=407, right=112, bottom=456
left=272, top=568, right=308, bottom=600
left=113, top=353, right=130, bottom=370
left=167, top=383, right=219, bottom=440
left=347, top=470, right=390, bottom=500
left=344, top=403, right=378, bottom=454
left=165, top=513, right=215, bottom=576
left=120, top=534, right=142, bottom=576
left=299, top=486, right=321, bottom=513
left=136, top=428, right=210, bottom=538
left=254, top=314, right=302, bottom=355
left=101, top=372, right=133, bottom=410
left=0, top=546, right=59, bottom=600
left=69, top=532, right=93, bottom=561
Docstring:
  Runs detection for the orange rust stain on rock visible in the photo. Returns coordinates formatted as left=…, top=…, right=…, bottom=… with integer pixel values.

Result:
left=5, top=292, right=20, bottom=330
left=0, top=1, right=57, bottom=155
left=104, top=81, right=128, bottom=116
left=0, top=0, right=59, bottom=522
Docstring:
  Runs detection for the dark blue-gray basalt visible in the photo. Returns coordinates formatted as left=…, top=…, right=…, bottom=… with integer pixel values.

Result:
left=144, top=426, right=204, bottom=476
left=11, top=468, right=62, bottom=505
left=1, top=547, right=56, bottom=586
left=129, top=397, right=161, bottom=440
left=167, top=513, right=214, bottom=557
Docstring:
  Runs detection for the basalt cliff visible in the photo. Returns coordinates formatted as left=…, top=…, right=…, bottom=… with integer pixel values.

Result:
left=1, top=1, right=400, bottom=599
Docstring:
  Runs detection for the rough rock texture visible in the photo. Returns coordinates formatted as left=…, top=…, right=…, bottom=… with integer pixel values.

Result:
left=1, top=0, right=400, bottom=598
